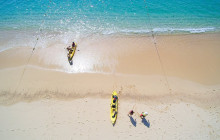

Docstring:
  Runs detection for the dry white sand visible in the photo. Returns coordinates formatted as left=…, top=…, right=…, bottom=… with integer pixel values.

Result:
left=0, top=98, right=219, bottom=140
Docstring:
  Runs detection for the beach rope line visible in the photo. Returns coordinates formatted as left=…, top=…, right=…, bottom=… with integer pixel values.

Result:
left=14, top=38, right=39, bottom=91
left=143, top=0, right=172, bottom=94
left=15, top=1, right=53, bottom=92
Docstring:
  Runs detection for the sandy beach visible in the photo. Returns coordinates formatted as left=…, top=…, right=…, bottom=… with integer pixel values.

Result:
left=0, top=33, right=220, bottom=139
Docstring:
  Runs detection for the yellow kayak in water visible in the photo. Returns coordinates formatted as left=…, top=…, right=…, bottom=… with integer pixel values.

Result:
left=67, top=43, right=77, bottom=64
left=68, top=46, right=76, bottom=61
left=110, top=91, right=118, bottom=125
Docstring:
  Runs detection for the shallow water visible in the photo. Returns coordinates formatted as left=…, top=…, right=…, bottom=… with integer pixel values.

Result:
left=0, top=0, right=220, bottom=51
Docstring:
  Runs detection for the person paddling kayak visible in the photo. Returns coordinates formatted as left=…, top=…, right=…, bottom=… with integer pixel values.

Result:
left=67, top=42, right=76, bottom=50
left=67, top=41, right=77, bottom=61
left=72, top=42, right=76, bottom=47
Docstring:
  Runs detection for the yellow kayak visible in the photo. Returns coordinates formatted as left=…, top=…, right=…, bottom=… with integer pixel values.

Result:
left=110, top=91, right=118, bottom=125
left=68, top=45, right=76, bottom=61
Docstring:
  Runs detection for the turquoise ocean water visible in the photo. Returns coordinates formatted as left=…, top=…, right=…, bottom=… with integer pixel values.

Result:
left=0, top=0, right=220, bottom=50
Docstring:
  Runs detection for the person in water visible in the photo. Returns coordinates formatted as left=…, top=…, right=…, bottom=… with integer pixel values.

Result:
left=140, top=112, right=148, bottom=119
left=67, top=46, right=71, bottom=51
left=67, top=41, right=76, bottom=51
left=128, top=110, right=134, bottom=117
left=72, top=42, right=76, bottom=47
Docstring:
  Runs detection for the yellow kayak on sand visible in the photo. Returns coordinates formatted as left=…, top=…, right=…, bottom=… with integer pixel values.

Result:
left=110, top=91, right=118, bottom=125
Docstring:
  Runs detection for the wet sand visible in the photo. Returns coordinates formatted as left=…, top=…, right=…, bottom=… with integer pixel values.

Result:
left=0, top=33, right=220, bottom=139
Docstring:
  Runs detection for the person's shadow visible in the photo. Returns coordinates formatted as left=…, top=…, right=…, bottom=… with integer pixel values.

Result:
left=142, top=118, right=150, bottom=128
left=129, top=116, right=136, bottom=127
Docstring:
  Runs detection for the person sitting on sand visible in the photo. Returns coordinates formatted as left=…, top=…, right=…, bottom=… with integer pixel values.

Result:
left=112, top=95, right=117, bottom=98
left=112, top=95, right=118, bottom=103
left=113, top=98, right=116, bottom=103
left=128, top=110, right=134, bottom=117
left=140, top=112, right=148, bottom=119
left=111, top=104, right=116, bottom=108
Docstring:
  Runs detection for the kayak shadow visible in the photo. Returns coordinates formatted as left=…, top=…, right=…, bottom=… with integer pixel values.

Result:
left=129, top=116, right=136, bottom=127
left=142, top=118, right=150, bottom=128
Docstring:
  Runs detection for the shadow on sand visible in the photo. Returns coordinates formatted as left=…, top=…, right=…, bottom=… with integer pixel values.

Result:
left=142, top=118, right=150, bottom=128
left=129, top=116, right=136, bottom=127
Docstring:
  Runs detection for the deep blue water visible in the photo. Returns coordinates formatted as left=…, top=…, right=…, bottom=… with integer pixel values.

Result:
left=0, top=0, right=220, bottom=35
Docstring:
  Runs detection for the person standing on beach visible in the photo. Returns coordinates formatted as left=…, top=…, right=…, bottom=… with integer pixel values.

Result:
left=140, top=112, right=148, bottom=119
left=128, top=110, right=134, bottom=117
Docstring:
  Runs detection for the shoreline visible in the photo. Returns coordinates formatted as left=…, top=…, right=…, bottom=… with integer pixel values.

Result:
left=1, top=32, right=220, bottom=84
left=1, top=31, right=220, bottom=53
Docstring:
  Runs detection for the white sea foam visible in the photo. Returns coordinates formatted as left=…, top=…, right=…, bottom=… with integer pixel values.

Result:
left=0, top=27, right=217, bottom=53
left=102, top=27, right=216, bottom=35
left=153, top=27, right=215, bottom=33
